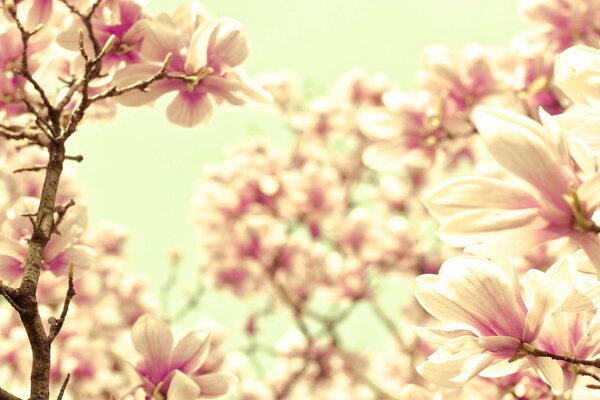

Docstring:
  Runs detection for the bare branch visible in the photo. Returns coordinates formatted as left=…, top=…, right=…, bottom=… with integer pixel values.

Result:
left=65, top=155, right=84, bottom=162
left=48, top=263, right=76, bottom=343
left=0, top=387, right=22, bottom=400
left=53, top=199, right=76, bottom=234
left=89, top=53, right=173, bottom=103
left=56, top=373, right=70, bottom=400
left=13, top=165, right=47, bottom=174
left=0, top=281, right=23, bottom=313
left=6, top=7, right=57, bottom=129
left=521, top=343, right=600, bottom=369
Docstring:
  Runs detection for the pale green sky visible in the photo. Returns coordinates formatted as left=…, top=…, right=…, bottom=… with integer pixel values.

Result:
left=68, top=0, right=527, bottom=339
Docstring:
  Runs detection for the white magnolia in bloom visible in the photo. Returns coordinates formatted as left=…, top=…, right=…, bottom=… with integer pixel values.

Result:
left=413, top=255, right=577, bottom=391
left=555, top=45, right=600, bottom=110
left=424, top=105, right=600, bottom=274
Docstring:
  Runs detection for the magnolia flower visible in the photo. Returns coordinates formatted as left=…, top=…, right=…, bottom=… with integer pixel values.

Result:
left=554, top=45, right=600, bottom=110
left=115, top=5, right=271, bottom=127
left=57, top=0, right=148, bottom=69
left=130, top=314, right=237, bottom=399
left=0, top=197, right=94, bottom=283
left=2, top=0, right=53, bottom=28
left=424, top=105, right=600, bottom=274
left=519, top=0, right=600, bottom=51
left=413, top=255, right=577, bottom=391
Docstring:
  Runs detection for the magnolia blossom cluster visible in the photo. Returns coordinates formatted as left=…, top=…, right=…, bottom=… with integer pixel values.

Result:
left=0, top=0, right=270, bottom=128
left=183, top=0, right=600, bottom=399
left=0, top=0, right=264, bottom=399
left=5, top=0, right=600, bottom=399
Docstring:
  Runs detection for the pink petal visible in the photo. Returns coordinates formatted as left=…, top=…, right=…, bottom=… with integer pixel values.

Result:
left=528, top=356, right=564, bottom=393
left=438, top=208, right=542, bottom=248
left=416, top=353, right=495, bottom=388
left=166, top=91, right=213, bottom=127
left=171, top=331, right=211, bottom=373
left=424, top=176, right=540, bottom=220
left=140, top=14, right=184, bottom=63
left=207, top=19, right=250, bottom=70
left=472, top=106, right=570, bottom=205
left=167, top=371, right=201, bottom=399
left=131, top=314, right=174, bottom=381
left=523, top=255, right=577, bottom=341
left=357, top=108, right=402, bottom=140
left=194, top=373, right=238, bottom=398
left=572, top=233, right=600, bottom=278
left=361, top=140, right=408, bottom=171
left=185, top=22, right=217, bottom=74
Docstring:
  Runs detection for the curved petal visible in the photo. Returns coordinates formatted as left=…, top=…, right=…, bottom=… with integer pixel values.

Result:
left=185, top=21, right=217, bottom=74
left=167, top=371, right=201, bottom=399
left=555, top=45, right=600, bottom=109
left=423, top=176, right=540, bottom=220
left=131, top=314, right=174, bottom=382
left=523, top=255, right=577, bottom=341
left=357, top=108, right=402, bottom=140
left=472, top=106, right=570, bottom=204
left=437, top=256, right=525, bottom=338
left=207, top=19, right=250, bottom=71
left=361, top=140, right=409, bottom=171
left=193, top=372, right=238, bottom=398
left=166, top=91, right=213, bottom=127
left=171, top=331, right=211, bottom=373
left=416, top=353, right=495, bottom=388
left=140, top=14, right=185, bottom=63
left=572, top=233, right=600, bottom=278
left=528, top=355, right=564, bottom=393
left=437, top=208, right=542, bottom=247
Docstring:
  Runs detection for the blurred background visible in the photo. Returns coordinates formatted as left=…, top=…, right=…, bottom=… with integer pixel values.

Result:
left=69, top=0, right=527, bottom=344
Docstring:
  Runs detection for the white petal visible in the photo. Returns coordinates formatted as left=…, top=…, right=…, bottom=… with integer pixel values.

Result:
left=131, top=315, right=174, bottom=375
left=194, top=373, right=238, bottom=398
left=472, top=106, right=570, bottom=202
left=423, top=176, right=539, bottom=220
left=171, top=332, right=211, bottom=373
left=416, top=353, right=494, bottom=388
left=523, top=255, right=577, bottom=341
left=167, top=371, right=201, bottom=399
left=357, top=108, right=402, bottom=140
left=528, top=356, right=564, bottom=393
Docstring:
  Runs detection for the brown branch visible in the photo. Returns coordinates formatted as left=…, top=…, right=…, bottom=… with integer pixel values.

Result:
left=48, top=263, right=76, bottom=343
left=53, top=199, right=76, bottom=235
left=6, top=6, right=57, bottom=131
left=521, top=343, right=600, bottom=369
left=0, top=387, right=22, bottom=400
left=0, top=281, right=23, bottom=313
left=9, top=139, right=66, bottom=400
left=55, top=373, right=70, bottom=400
left=0, top=123, right=43, bottom=143
left=65, top=155, right=84, bottom=162
left=88, top=53, right=173, bottom=103
left=13, top=165, right=47, bottom=174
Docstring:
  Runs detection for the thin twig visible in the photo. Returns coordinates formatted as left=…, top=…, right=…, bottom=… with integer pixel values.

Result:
left=56, top=373, right=70, bottom=400
left=13, top=165, right=47, bottom=174
left=48, top=263, right=76, bottom=343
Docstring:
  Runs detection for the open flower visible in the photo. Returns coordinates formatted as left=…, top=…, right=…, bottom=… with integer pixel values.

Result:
left=423, top=105, right=600, bottom=275
left=0, top=197, right=94, bottom=283
left=115, top=5, right=271, bottom=127
left=130, top=314, right=237, bottom=399
left=554, top=45, right=600, bottom=110
left=413, top=255, right=577, bottom=391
